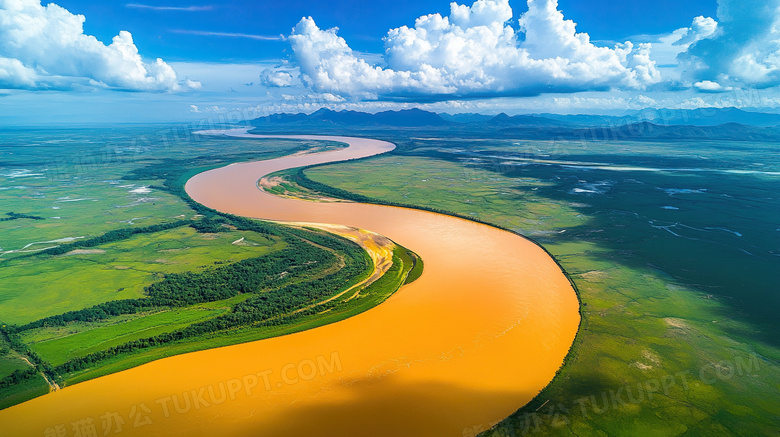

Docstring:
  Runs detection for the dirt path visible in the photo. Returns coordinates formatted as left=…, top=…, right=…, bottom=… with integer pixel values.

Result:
left=19, top=357, right=59, bottom=391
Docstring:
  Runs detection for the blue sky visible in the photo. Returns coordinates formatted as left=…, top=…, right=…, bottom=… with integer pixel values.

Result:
left=51, top=0, right=718, bottom=62
left=1, top=0, right=779, bottom=123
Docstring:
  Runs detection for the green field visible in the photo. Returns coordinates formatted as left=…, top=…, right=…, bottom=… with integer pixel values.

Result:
left=304, top=143, right=780, bottom=436
left=0, top=347, right=29, bottom=380
left=22, top=296, right=249, bottom=366
left=0, top=227, right=284, bottom=325
left=0, top=127, right=342, bottom=256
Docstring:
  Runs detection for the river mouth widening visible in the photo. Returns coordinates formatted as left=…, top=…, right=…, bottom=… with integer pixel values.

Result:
left=1, top=131, right=579, bottom=437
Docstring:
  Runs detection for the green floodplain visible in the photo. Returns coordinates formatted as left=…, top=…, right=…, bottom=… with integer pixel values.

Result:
left=0, top=126, right=778, bottom=435
left=0, top=127, right=418, bottom=409
left=301, top=137, right=780, bottom=436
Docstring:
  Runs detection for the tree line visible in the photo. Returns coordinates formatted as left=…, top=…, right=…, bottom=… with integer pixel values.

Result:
left=55, top=229, right=371, bottom=373
left=21, top=220, right=190, bottom=258
left=19, top=233, right=342, bottom=331
left=0, top=212, right=45, bottom=222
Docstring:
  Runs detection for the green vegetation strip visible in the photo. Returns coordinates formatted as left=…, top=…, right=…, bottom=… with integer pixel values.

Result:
left=61, top=246, right=416, bottom=386
left=19, top=220, right=192, bottom=259
left=0, top=212, right=45, bottom=222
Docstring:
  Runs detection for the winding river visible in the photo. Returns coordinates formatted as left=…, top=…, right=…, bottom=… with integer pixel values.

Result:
left=1, top=131, right=579, bottom=437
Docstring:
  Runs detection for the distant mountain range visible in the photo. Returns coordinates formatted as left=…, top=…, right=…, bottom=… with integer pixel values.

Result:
left=572, top=122, right=780, bottom=142
left=438, top=113, right=494, bottom=123
left=537, top=108, right=780, bottom=128
left=248, top=107, right=780, bottom=141
left=251, top=108, right=448, bottom=127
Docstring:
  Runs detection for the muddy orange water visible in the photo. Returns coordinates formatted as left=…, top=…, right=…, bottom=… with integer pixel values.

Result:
left=1, top=131, right=580, bottom=437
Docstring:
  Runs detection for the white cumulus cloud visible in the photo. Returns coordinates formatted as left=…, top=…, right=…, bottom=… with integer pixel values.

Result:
left=0, top=0, right=197, bottom=91
left=694, top=80, right=733, bottom=92
left=680, top=0, right=780, bottom=89
left=673, top=16, right=718, bottom=47
left=288, top=0, right=661, bottom=100
left=260, top=69, right=293, bottom=87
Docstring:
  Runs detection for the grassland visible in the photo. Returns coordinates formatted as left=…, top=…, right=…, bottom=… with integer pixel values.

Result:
left=1, top=226, right=284, bottom=325
left=22, top=296, right=248, bottom=366
left=0, top=127, right=340, bottom=257
left=303, top=144, right=780, bottom=436
left=0, top=341, right=29, bottom=380
left=260, top=168, right=344, bottom=202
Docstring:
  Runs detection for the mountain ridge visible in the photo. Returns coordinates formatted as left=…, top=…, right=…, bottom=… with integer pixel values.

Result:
left=247, top=108, right=780, bottom=141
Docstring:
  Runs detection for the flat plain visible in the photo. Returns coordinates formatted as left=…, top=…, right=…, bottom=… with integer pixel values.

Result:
left=304, top=137, right=780, bottom=436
